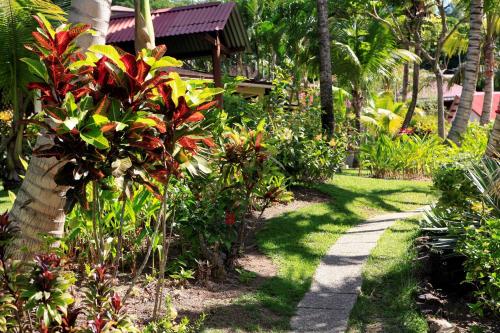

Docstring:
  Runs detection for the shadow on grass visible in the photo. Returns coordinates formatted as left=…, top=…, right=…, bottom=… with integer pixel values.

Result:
left=199, top=180, right=434, bottom=332
left=347, top=219, right=428, bottom=333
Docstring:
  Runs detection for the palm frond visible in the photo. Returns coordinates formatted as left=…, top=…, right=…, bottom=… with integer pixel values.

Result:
left=331, top=40, right=362, bottom=84
left=467, top=157, right=500, bottom=213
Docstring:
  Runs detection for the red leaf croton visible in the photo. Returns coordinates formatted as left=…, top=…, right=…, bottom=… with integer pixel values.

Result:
left=24, top=15, right=222, bottom=209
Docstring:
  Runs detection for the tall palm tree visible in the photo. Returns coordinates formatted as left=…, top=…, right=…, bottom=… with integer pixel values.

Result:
left=316, top=0, right=334, bottom=135
left=448, top=0, right=484, bottom=144
left=0, top=0, right=66, bottom=188
left=480, top=3, right=500, bottom=125
left=10, top=0, right=113, bottom=258
left=134, top=0, right=155, bottom=52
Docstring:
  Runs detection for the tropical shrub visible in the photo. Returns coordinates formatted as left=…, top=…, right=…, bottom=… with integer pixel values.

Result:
left=422, top=158, right=500, bottom=315
left=14, top=14, right=228, bottom=321
left=273, top=130, right=347, bottom=182
left=0, top=211, right=205, bottom=331
left=360, top=133, right=448, bottom=178
left=182, top=123, right=291, bottom=279
left=459, top=218, right=500, bottom=315
left=361, top=122, right=490, bottom=179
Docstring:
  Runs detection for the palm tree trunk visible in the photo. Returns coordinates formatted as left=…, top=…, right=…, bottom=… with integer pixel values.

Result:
left=9, top=137, right=68, bottom=260
left=352, top=89, right=363, bottom=134
left=134, top=0, right=155, bottom=52
left=435, top=69, right=446, bottom=138
left=10, top=0, right=113, bottom=259
left=69, top=0, right=112, bottom=50
left=486, top=109, right=500, bottom=157
left=448, top=0, right=484, bottom=144
left=316, top=0, right=335, bottom=135
left=480, top=34, right=495, bottom=125
left=402, top=47, right=421, bottom=129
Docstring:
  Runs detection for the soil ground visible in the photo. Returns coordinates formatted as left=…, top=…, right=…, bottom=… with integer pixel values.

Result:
left=112, top=186, right=330, bottom=326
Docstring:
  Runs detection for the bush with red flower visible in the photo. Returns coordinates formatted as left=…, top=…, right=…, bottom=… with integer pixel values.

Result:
left=182, top=122, right=292, bottom=279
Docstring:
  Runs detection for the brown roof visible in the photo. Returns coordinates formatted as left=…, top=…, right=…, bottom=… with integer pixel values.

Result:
left=107, top=2, right=250, bottom=58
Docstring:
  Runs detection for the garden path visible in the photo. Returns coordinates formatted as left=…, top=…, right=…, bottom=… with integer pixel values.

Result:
left=290, top=207, right=428, bottom=333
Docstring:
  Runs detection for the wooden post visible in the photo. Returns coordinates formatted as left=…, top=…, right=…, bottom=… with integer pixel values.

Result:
left=212, top=31, right=223, bottom=106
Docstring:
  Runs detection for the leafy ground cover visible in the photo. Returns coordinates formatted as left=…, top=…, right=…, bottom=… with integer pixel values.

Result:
left=0, top=186, right=10, bottom=212
left=201, top=173, right=436, bottom=332
left=347, top=217, right=428, bottom=333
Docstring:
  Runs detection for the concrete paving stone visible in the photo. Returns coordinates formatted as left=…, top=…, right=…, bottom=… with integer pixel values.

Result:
left=291, top=307, right=351, bottom=333
left=333, top=232, right=381, bottom=244
left=345, top=221, right=395, bottom=233
left=297, top=292, right=358, bottom=310
left=311, top=272, right=363, bottom=293
left=326, top=242, right=378, bottom=256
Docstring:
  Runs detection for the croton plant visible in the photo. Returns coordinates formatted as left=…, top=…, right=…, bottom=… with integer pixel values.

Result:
left=23, top=14, right=222, bottom=211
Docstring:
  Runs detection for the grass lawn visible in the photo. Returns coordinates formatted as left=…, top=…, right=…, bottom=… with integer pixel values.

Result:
left=347, top=218, right=428, bottom=333
left=202, top=174, right=436, bottom=332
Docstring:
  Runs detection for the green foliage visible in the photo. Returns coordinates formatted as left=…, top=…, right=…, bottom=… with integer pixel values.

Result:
left=459, top=218, right=500, bottom=315
left=361, top=134, right=448, bottom=178
left=423, top=158, right=500, bottom=315
left=274, top=131, right=347, bottom=182
left=432, top=161, right=478, bottom=210
left=331, top=20, right=419, bottom=93
left=0, top=211, right=140, bottom=332
left=0, top=0, right=67, bottom=185
left=361, top=121, right=490, bottom=179
left=182, top=122, right=292, bottom=278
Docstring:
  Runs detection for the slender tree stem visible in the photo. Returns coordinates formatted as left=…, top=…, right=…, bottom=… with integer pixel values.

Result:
left=124, top=181, right=169, bottom=302
left=92, top=182, right=102, bottom=264
left=114, top=180, right=128, bottom=275
left=153, top=207, right=175, bottom=319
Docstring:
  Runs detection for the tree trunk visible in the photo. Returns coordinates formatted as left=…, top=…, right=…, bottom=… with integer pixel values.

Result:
left=486, top=109, right=500, bottom=157
left=352, top=89, right=363, bottom=134
left=134, top=0, right=155, bottom=52
left=9, top=137, right=68, bottom=260
left=69, top=0, right=112, bottom=50
left=402, top=48, right=421, bottom=129
left=480, top=34, right=495, bottom=125
left=402, top=64, right=409, bottom=102
left=351, top=88, right=363, bottom=168
left=448, top=0, right=484, bottom=144
left=435, top=69, right=446, bottom=138
left=316, top=0, right=335, bottom=135
left=10, top=0, right=113, bottom=258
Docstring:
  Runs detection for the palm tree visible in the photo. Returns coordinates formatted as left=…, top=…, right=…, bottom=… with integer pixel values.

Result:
left=134, top=0, right=155, bottom=52
left=330, top=21, right=419, bottom=135
left=0, top=0, right=66, bottom=188
left=10, top=0, right=113, bottom=258
left=480, top=3, right=500, bottom=125
left=486, top=108, right=500, bottom=157
left=316, top=0, right=334, bottom=135
left=448, top=0, right=484, bottom=144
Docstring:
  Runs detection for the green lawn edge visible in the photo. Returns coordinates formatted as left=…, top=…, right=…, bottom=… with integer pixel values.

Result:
left=347, top=217, right=428, bottom=333
left=202, top=174, right=436, bottom=332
